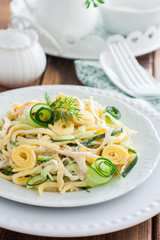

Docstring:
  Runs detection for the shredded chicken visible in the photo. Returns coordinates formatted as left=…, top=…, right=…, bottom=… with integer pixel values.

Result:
left=90, top=100, right=102, bottom=124
left=45, top=160, right=58, bottom=172
left=1, top=116, right=10, bottom=137
left=63, top=168, right=79, bottom=181
left=75, top=128, right=113, bottom=153
left=0, top=154, right=9, bottom=169
left=74, top=156, right=86, bottom=180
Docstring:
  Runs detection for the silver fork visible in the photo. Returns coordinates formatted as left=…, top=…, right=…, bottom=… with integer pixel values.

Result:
left=108, top=41, right=160, bottom=98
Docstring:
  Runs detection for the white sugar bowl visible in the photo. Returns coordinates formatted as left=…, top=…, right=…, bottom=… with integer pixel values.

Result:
left=0, top=28, right=47, bottom=88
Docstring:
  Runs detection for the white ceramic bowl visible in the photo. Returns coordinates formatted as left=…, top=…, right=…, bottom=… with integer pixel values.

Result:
left=100, top=0, right=160, bottom=35
left=32, top=0, right=99, bottom=39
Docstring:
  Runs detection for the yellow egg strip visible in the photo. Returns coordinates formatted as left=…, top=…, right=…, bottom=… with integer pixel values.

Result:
left=11, top=128, right=56, bottom=142
left=102, top=145, right=128, bottom=166
left=73, top=110, right=95, bottom=126
left=38, top=182, right=58, bottom=196
left=0, top=172, right=12, bottom=181
left=0, top=124, right=32, bottom=146
left=12, top=145, right=37, bottom=172
left=61, top=181, right=87, bottom=194
left=49, top=119, right=74, bottom=136
left=12, top=164, right=43, bottom=185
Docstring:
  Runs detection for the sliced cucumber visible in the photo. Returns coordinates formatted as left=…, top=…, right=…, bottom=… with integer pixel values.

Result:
left=122, top=155, right=138, bottom=177
left=26, top=174, right=47, bottom=187
left=37, top=155, right=53, bottom=162
left=52, top=135, right=75, bottom=142
left=41, top=165, right=53, bottom=179
left=105, top=116, right=115, bottom=125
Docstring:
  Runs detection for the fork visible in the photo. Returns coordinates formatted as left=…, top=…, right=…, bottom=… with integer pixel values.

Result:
left=107, top=41, right=160, bottom=98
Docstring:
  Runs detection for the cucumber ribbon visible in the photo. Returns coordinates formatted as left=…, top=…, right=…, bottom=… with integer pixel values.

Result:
left=30, top=103, right=54, bottom=127
left=105, top=106, right=121, bottom=120
left=67, top=155, right=138, bottom=188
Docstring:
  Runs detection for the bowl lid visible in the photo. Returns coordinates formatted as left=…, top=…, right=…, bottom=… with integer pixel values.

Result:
left=0, top=28, right=38, bottom=49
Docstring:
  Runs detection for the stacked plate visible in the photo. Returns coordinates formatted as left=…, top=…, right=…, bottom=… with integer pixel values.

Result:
left=0, top=85, right=160, bottom=237
left=9, top=0, right=160, bottom=59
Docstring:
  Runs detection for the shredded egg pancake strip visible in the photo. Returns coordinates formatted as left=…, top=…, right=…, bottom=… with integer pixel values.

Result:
left=11, top=128, right=57, bottom=142
left=61, top=182, right=87, bottom=194
left=102, top=145, right=128, bottom=166
left=73, top=110, right=95, bottom=126
left=0, top=173, right=12, bottom=181
left=11, top=145, right=37, bottom=172
left=50, top=119, right=74, bottom=136
left=38, top=182, right=58, bottom=196
left=0, top=124, right=32, bottom=146
left=12, top=164, right=43, bottom=186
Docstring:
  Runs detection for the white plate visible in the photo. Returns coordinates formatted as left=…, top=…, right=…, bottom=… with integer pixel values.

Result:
left=0, top=86, right=160, bottom=237
left=10, top=0, right=160, bottom=59
left=0, top=85, right=160, bottom=237
left=0, top=85, right=160, bottom=208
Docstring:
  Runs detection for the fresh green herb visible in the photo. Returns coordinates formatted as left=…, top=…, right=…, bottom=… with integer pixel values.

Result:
left=106, top=106, right=121, bottom=120
left=29, top=94, right=81, bottom=127
left=50, top=96, right=81, bottom=123
left=9, top=141, right=17, bottom=148
left=45, top=92, right=52, bottom=106
left=85, top=0, right=104, bottom=8
left=45, top=93, right=81, bottom=123
left=128, top=148, right=137, bottom=154
left=0, top=150, right=2, bottom=154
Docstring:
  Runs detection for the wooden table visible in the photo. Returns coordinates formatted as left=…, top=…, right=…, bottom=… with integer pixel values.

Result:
left=0, top=1, right=160, bottom=239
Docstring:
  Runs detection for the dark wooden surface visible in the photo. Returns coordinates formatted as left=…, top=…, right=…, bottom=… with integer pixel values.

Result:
left=0, top=0, right=159, bottom=239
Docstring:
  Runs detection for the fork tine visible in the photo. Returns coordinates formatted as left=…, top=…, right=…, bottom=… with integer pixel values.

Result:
left=121, top=41, right=154, bottom=87
left=108, top=42, right=141, bottom=90
left=117, top=42, right=160, bottom=92
left=117, top=42, right=149, bottom=87
left=108, top=41, right=160, bottom=97
left=108, top=43, right=132, bottom=85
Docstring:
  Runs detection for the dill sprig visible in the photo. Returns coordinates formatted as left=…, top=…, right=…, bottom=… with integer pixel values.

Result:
left=85, top=0, right=104, bottom=8
left=45, top=93, right=81, bottom=123
left=50, top=97, right=81, bottom=123
left=45, top=92, right=52, bottom=106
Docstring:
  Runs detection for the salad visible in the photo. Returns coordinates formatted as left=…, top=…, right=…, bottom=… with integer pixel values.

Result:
left=0, top=93, right=137, bottom=195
